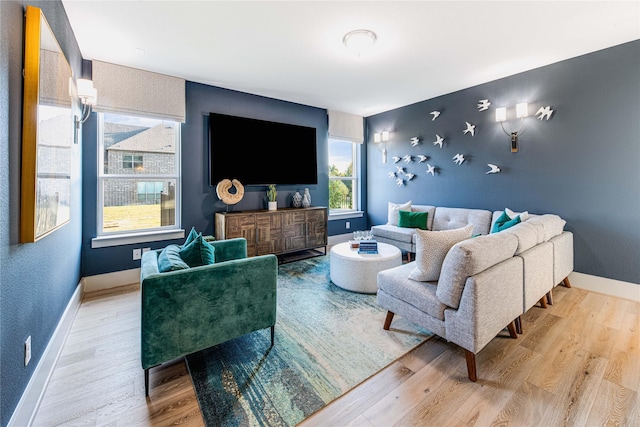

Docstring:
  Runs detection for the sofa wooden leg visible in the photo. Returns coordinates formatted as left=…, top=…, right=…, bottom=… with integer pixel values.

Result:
left=145, top=368, right=150, bottom=397
left=515, top=316, right=523, bottom=334
left=406, top=252, right=412, bottom=262
left=270, top=325, right=275, bottom=347
left=383, top=311, right=395, bottom=330
left=507, top=321, right=518, bottom=339
left=546, top=290, right=553, bottom=305
left=539, top=296, right=548, bottom=309
left=562, top=277, right=572, bottom=288
left=465, top=350, right=477, bottom=382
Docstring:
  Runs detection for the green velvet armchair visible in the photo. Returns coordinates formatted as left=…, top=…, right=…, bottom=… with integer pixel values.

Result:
left=140, top=237, right=278, bottom=396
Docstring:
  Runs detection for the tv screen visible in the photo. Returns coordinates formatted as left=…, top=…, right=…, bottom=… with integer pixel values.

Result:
left=209, top=112, right=318, bottom=186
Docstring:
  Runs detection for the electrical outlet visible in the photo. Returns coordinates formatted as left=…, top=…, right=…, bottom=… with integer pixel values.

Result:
left=346, top=221, right=350, bottom=229
left=142, top=247, right=151, bottom=253
left=25, top=336, right=31, bottom=366
left=133, top=248, right=142, bottom=260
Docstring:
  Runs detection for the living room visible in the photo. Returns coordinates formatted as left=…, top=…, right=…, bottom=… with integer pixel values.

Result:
left=1, top=1, right=639, bottom=426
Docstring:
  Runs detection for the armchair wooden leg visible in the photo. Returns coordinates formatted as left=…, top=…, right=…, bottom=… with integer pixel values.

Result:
left=515, top=316, right=523, bottom=334
left=383, top=311, right=395, bottom=330
left=546, top=290, right=553, bottom=305
left=145, top=368, right=150, bottom=397
left=539, top=296, right=548, bottom=309
left=507, top=321, right=518, bottom=339
left=270, top=325, right=275, bottom=347
left=562, top=277, right=572, bottom=288
left=464, top=350, right=477, bottom=382
left=406, top=252, right=412, bottom=262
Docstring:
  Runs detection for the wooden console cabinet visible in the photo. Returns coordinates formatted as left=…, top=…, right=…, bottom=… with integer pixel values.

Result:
left=215, top=207, right=327, bottom=258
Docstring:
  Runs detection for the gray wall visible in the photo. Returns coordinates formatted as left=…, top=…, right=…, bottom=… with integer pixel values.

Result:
left=366, top=40, right=640, bottom=284
left=0, top=1, right=84, bottom=424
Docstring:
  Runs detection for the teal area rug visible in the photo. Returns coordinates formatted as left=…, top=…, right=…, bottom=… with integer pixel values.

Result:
left=186, top=255, right=431, bottom=426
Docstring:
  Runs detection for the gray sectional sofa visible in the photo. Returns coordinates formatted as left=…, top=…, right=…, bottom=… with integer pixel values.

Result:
left=372, top=204, right=573, bottom=381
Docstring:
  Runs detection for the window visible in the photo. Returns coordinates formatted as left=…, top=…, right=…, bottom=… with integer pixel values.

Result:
left=136, top=181, right=163, bottom=202
left=328, top=138, right=360, bottom=215
left=123, top=154, right=143, bottom=169
left=97, top=112, right=180, bottom=235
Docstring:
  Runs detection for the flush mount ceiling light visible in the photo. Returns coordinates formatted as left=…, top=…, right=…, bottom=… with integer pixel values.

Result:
left=343, top=29, right=377, bottom=55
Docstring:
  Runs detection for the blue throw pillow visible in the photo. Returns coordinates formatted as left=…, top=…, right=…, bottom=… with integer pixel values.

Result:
left=183, top=226, right=199, bottom=247
left=179, top=233, right=215, bottom=267
left=491, top=210, right=521, bottom=233
left=157, top=244, right=190, bottom=272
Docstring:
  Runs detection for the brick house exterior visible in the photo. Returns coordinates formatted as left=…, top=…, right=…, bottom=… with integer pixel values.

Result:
left=104, top=124, right=175, bottom=206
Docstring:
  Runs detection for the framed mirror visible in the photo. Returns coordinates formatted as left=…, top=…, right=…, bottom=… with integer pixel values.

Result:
left=21, top=5, right=73, bottom=242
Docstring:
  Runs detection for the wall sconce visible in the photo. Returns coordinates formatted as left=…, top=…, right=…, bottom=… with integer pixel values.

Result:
left=495, top=102, right=528, bottom=152
left=70, top=78, right=97, bottom=144
left=374, top=130, right=390, bottom=163
left=75, top=78, right=97, bottom=125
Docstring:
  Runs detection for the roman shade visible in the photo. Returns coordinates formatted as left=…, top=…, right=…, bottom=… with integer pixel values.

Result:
left=92, top=60, right=185, bottom=122
left=328, top=110, right=364, bottom=144
left=40, top=49, right=72, bottom=109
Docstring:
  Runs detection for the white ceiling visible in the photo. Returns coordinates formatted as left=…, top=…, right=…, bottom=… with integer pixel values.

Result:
left=61, top=1, right=639, bottom=117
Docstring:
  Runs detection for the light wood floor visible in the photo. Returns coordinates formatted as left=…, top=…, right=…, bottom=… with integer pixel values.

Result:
left=32, top=282, right=639, bottom=426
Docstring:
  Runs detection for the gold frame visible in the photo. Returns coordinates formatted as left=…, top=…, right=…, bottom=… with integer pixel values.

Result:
left=21, top=6, right=73, bottom=242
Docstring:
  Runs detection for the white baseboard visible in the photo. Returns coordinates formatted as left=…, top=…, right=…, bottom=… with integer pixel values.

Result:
left=569, top=272, right=639, bottom=302
left=82, top=268, right=140, bottom=293
left=8, top=281, right=83, bottom=427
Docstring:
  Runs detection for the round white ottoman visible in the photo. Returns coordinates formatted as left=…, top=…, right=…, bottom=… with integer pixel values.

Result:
left=330, top=241, right=402, bottom=293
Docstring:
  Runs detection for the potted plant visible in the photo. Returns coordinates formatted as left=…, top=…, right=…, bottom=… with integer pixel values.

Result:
left=267, top=184, right=277, bottom=210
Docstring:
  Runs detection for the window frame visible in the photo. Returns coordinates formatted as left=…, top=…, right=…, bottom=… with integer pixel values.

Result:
left=93, top=112, right=183, bottom=246
left=328, top=138, right=362, bottom=218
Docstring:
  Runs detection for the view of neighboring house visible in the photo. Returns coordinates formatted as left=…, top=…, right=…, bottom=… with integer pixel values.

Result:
left=103, top=123, right=176, bottom=207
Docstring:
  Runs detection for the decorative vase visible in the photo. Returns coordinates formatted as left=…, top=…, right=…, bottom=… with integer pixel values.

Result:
left=292, top=191, right=302, bottom=208
left=302, top=188, right=311, bottom=208
left=268, top=201, right=277, bottom=211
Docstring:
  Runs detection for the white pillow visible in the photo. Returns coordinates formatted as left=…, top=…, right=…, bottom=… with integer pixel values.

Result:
left=505, top=208, right=529, bottom=222
left=408, top=225, right=474, bottom=282
left=387, top=201, right=412, bottom=226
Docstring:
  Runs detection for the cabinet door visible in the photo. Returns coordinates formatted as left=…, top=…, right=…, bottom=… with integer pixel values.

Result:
left=226, top=214, right=256, bottom=256
left=306, top=208, right=327, bottom=247
left=256, top=212, right=283, bottom=255
left=283, top=210, right=307, bottom=251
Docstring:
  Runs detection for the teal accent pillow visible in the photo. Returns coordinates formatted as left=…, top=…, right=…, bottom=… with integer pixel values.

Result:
left=157, top=244, right=190, bottom=272
left=398, top=210, right=428, bottom=230
left=183, top=227, right=199, bottom=247
left=491, top=210, right=521, bottom=233
left=179, top=233, right=215, bottom=267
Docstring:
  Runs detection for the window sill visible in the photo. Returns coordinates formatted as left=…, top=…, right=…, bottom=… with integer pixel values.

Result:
left=91, top=229, right=185, bottom=248
left=329, top=210, right=364, bottom=221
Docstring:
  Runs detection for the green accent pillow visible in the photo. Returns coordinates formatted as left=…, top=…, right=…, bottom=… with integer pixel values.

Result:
left=491, top=210, right=521, bottom=233
left=179, top=233, right=215, bottom=267
left=157, top=244, right=190, bottom=273
left=183, top=227, right=199, bottom=247
left=398, top=210, right=428, bottom=230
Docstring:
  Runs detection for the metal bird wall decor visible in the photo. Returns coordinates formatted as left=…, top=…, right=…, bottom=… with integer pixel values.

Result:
left=486, top=164, right=501, bottom=174
left=433, top=134, right=444, bottom=148
left=477, top=99, right=491, bottom=111
left=463, top=122, right=476, bottom=137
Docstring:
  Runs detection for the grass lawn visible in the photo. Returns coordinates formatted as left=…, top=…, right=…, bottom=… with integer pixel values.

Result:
left=103, top=204, right=162, bottom=232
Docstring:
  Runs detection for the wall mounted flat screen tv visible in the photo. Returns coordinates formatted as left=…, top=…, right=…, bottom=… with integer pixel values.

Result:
left=209, top=112, right=318, bottom=186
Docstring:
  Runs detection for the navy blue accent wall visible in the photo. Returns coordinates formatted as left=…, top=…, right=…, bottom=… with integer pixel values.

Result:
left=81, top=81, right=330, bottom=276
left=0, top=1, right=84, bottom=424
left=182, top=82, right=329, bottom=234
left=366, top=41, right=640, bottom=284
